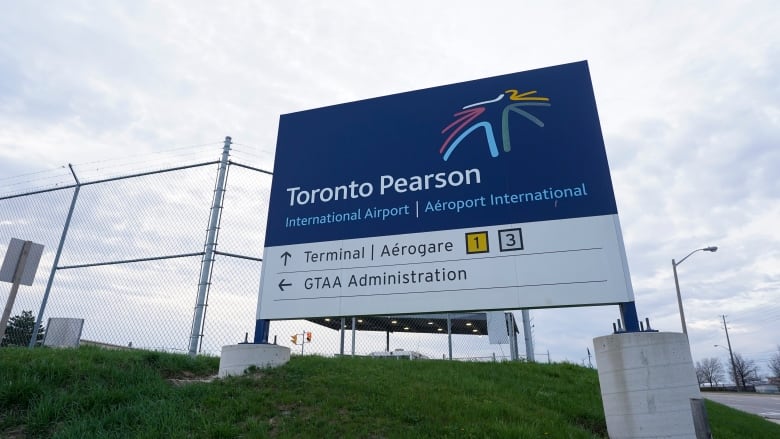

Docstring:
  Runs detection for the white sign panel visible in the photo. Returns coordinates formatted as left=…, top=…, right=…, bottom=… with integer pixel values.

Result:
left=259, top=215, right=631, bottom=319
left=0, top=238, right=45, bottom=286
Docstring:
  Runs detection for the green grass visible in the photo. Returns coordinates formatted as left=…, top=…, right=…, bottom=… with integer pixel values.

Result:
left=1, top=347, right=778, bottom=438
left=704, top=398, right=780, bottom=439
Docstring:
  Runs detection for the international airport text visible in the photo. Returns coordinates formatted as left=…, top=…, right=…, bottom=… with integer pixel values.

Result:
left=284, top=182, right=589, bottom=229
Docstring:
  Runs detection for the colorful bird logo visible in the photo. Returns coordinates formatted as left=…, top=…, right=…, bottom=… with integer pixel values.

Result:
left=440, top=90, right=551, bottom=161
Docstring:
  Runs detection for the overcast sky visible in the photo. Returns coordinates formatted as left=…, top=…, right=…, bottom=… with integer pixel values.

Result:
left=1, top=1, right=778, bottom=372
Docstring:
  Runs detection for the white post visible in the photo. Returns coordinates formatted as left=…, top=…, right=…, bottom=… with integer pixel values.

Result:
left=506, top=312, right=517, bottom=361
left=0, top=241, right=32, bottom=342
left=351, top=317, right=356, bottom=356
left=522, top=309, right=535, bottom=362
left=447, top=313, right=453, bottom=360
left=339, top=317, right=345, bottom=355
left=188, top=137, right=231, bottom=356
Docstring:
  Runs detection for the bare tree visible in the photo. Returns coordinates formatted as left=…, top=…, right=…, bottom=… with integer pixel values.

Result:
left=769, top=346, right=780, bottom=384
left=696, top=357, right=724, bottom=387
left=695, top=361, right=706, bottom=385
left=731, top=353, right=760, bottom=388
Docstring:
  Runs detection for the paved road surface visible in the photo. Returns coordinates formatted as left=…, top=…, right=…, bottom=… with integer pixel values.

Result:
left=703, top=392, right=780, bottom=424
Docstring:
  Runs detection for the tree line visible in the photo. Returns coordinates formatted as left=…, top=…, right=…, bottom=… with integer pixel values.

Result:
left=696, top=347, right=780, bottom=389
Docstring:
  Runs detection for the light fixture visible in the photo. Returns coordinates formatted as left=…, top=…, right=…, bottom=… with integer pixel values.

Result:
left=427, top=321, right=434, bottom=325
left=465, top=322, right=472, bottom=326
left=672, top=245, right=719, bottom=335
left=403, top=327, right=410, bottom=330
left=391, top=320, right=397, bottom=324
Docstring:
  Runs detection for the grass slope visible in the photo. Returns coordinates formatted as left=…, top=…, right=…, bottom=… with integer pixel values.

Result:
left=1, top=347, right=778, bottom=438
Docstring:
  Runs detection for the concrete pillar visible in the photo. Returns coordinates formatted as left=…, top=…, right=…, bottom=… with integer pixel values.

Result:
left=218, top=344, right=290, bottom=378
left=593, top=332, right=703, bottom=438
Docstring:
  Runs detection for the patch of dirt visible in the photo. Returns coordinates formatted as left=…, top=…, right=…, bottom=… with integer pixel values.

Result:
left=167, top=375, right=218, bottom=386
left=2, top=425, right=26, bottom=439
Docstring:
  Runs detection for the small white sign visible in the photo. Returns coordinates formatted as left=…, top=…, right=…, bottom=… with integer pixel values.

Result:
left=0, top=238, right=45, bottom=286
left=486, top=311, right=510, bottom=344
left=43, top=318, right=85, bottom=347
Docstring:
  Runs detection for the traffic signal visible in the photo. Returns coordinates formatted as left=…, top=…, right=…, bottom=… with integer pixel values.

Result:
left=291, top=334, right=298, bottom=344
left=306, top=331, right=312, bottom=342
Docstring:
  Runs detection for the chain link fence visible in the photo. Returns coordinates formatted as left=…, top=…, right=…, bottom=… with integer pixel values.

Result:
left=1, top=142, right=529, bottom=360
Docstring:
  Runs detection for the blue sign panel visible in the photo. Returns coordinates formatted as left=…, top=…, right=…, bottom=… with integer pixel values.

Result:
left=266, top=61, right=617, bottom=247
left=257, top=61, right=635, bottom=323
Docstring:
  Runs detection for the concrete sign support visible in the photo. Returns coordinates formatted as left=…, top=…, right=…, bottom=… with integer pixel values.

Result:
left=1, top=238, right=45, bottom=342
left=257, top=61, right=637, bottom=333
left=594, top=332, right=705, bottom=438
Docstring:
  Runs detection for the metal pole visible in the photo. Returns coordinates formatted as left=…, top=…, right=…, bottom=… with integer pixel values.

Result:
left=522, top=309, right=535, bottom=362
left=512, top=319, right=520, bottom=360
left=619, top=301, right=640, bottom=332
left=722, top=315, right=739, bottom=391
left=1, top=241, right=32, bottom=342
left=351, top=317, right=356, bottom=356
left=673, top=259, right=688, bottom=335
left=506, top=312, right=517, bottom=361
left=30, top=165, right=81, bottom=348
left=339, top=317, right=345, bottom=355
left=672, top=246, right=717, bottom=337
left=447, top=313, right=452, bottom=360
left=188, top=137, right=231, bottom=356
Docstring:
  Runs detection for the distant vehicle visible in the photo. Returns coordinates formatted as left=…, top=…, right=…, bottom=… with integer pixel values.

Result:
left=755, top=384, right=779, bottom=394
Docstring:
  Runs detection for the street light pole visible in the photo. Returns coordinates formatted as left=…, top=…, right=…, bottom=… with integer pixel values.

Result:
left=672, top=246, right=718, bottom=335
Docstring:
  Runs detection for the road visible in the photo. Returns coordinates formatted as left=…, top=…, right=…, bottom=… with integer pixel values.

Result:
left=703, top=392, right=780, bottom=424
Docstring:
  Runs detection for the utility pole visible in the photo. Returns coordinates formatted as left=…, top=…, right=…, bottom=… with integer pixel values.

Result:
left=721, top=315, right=739, bottom=391
left=587, top=347, right=593, bottom=368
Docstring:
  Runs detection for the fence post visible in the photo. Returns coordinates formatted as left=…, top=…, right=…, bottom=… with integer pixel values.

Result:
left=522, top=309, right=535, bottom=361
left=506, top=312, right=518, bottom=361
left=351, top=317, right=356, bottom=356
left=29, top=165, right=81, bottom=348
left=339, top=317, right=345, bottom=355
left=447, top=313, right=453, bottom=360
left=188, top=137, right=231, bottom=356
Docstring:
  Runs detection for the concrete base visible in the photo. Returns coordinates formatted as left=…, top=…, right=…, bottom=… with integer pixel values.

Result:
left=593, top=332, right=702, bottom=439
left=218, top=343, right=290, bottom=378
